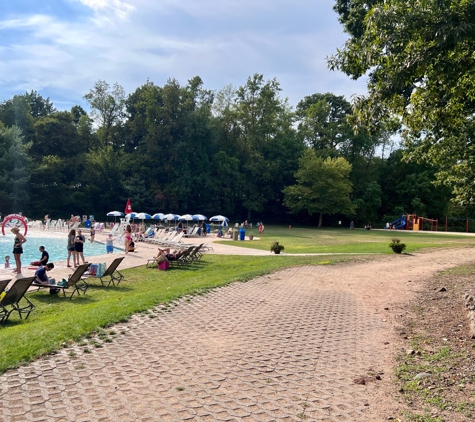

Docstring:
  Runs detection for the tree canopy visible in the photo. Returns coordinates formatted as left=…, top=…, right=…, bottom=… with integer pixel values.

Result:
left=0, top=75, right=463, bottom=226
left=283, top=150, right=354, bottom=227
left=329, top=0, right=475, bottom=204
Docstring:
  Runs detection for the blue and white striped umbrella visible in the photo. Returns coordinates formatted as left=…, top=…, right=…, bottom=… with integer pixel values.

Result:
left=152, top=213, right=165, bottom=220
left=178, top=214, right=196, bottom=221
left=193, top=214, right=208, bottom=221
left=107, top=211, right=124, bottom=217
left=162, top=213, right=179, bottom=221
left=210, top=215, right=229, bottom=223
left=134, top=212, right=152, bottom=220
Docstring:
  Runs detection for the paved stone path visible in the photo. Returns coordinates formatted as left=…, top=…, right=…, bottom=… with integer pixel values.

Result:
left=0, top=264, right=390, bottom=422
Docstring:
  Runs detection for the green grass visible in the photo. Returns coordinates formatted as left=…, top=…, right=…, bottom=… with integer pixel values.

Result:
left=216, top=226, right=475, bottom=254
left=0, top=254, right=346, bottom=373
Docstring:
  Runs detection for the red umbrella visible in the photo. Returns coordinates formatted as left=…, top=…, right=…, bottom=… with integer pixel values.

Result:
left=125, top=199, right=133, bottom=215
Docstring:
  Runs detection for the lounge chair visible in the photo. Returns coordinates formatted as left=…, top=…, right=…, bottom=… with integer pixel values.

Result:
left=0, top=279, right=11, bottom=297
left=183, top=227, right=199, bottom=237
left=0, top=277, right=36, bottom=323
left=99, top=257, right=125, bottom=286
left=158, top=232, right=184, bottom=247
left=33, top=263, right=91, bottom=298
left=188, top=244, right=204, bottom=262
left=169, top=246, right=195, bottom=267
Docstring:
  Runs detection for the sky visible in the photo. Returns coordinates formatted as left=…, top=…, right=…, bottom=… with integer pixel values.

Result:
left=0, top=0, right=368, bottom=111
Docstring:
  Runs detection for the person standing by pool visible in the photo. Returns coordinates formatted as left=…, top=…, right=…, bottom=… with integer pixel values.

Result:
left=90, top=226, right=95, bottom=243
left=124, top=225, right=132, bottom=254
left=75, top=229, right=86, bottom=266
left=11, top=227, right=26, bottom=274
left=66, top=229, right=76, bottom=267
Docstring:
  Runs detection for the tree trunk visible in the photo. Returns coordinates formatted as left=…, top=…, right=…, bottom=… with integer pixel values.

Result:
left=247, top=208, right=252, bottom=223
left=318, top=212, right=323, bottom=228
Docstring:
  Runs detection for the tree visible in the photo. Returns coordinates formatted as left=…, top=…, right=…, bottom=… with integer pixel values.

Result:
left=0, top=126, right=31, bottom=213
left=354, top=181, right=382, bottom=224
left=84, top=80, right=126, bottom=146
left=296, top=93, right=353, bottom=152
left=226, top=74, right=303, bottom=220
left=283, top=149, right=354, bottom=227
left=329, top=0, right=475, bottom=204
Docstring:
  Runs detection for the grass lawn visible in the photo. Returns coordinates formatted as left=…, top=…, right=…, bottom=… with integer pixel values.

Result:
left=216, top=226, right=475, bottom=254
left=0, top=254, right=343, bottom=374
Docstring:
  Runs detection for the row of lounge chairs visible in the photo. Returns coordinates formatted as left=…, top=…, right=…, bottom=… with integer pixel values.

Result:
left=0, top=258, right=126, bottom=324
left=146, top=244, right=204, bottom=268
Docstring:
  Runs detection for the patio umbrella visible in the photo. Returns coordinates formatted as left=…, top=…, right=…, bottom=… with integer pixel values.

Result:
left=106, top=211, right=124, bottom=224
left=134, top=212, right=152, bottom=220
left=152, top=213, right=165, bottom=220
left=193, top=214, right=208, bottom=221
left=125, top=212, right=137, bottom=223
left=163, top=213, right=179, bottom=221
left=210, top=215, right=229, bottom=223
left=178, top=214, right=196, bottom=221
left=124, top=199, right=133, bottom=215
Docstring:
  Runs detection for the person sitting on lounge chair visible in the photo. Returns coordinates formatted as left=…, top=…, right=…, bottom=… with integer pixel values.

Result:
left=155, top=248, right=184, bottom=261
left=34, top=263, right=55, bottom=285
left=34, top=263, right=60, bottom=294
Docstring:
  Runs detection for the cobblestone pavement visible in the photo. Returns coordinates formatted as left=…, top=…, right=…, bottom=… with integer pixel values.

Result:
left=0, top=265, right=388, bottom=422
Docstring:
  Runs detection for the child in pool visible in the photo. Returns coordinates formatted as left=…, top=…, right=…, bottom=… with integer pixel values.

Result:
left=4, top=255, right=10, bottom=269
left=106, top=234, right=114, bottom=254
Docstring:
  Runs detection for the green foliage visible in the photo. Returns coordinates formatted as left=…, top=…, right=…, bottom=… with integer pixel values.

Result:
left=330, top=0, right=475, bottom=204
left=0, top=126, right=31, bottom=212
left=389, top=238, right=406, bottom=254
left=283, top=150, right=354, bottom=226
left=84, top=80, right=126, bottom=147
left=270, top=241, right=285, bottom=254
left=0, top=75, right=459, bottom=222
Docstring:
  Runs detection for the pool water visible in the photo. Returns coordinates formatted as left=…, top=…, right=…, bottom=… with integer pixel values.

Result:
left=0, top=233, right=119, bottom=268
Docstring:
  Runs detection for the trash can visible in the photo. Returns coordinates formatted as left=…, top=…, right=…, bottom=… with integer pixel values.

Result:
left=239, top=228, right=245, bottom=241
left=206, top=224, right=210, bottom=233
left=85, top=219, right=91, bottom=228
left=233, top=229, right=239, bottom=241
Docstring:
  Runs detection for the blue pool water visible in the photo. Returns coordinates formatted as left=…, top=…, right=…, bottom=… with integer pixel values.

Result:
left=0, top=233, right=118, bottom=268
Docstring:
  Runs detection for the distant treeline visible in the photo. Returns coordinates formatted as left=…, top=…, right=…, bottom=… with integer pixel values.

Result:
left=0, top=75, right=470, bottom=225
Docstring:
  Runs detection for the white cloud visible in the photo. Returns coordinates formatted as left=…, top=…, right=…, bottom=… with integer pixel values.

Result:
left=77, top=0, right=135, bottom=19
left=0, top=0, right=367, bottom=109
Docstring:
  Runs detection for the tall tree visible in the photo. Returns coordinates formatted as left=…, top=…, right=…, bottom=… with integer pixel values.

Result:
left=227, top=74, right=302, bottom=220
left=84, top=80, right=126, bottom=147
left=296, top=93, right=353, bottom=152
left=283, top=149, right=354, bottom=227
left=0, top=126, right=31, bottom=213
left=329, top=0, right=475, bottom=203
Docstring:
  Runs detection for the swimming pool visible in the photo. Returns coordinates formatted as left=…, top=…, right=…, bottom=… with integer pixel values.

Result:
left=0, top=232, right=119, bottom=268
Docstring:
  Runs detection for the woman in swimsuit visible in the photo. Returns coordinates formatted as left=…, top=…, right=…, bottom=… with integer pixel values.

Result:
left=11, top=227, right=26, bottom=274
left=124, top=225, right=132, bottom=254
left=66, top=229, right=76, bottom=267
left=90, top=227, right=95, bottom=243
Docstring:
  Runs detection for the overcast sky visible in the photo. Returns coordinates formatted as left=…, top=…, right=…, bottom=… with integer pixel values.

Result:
left=0, top=0, right=368, bottom=111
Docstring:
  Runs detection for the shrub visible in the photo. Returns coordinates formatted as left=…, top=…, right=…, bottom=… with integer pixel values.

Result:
left=270, top=241, right=285, bottom=254
left=389, top=238, right=406, bottom=254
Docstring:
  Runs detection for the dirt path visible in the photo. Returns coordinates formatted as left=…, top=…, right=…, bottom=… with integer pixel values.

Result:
left=0, top=248, right=474, bottom=421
